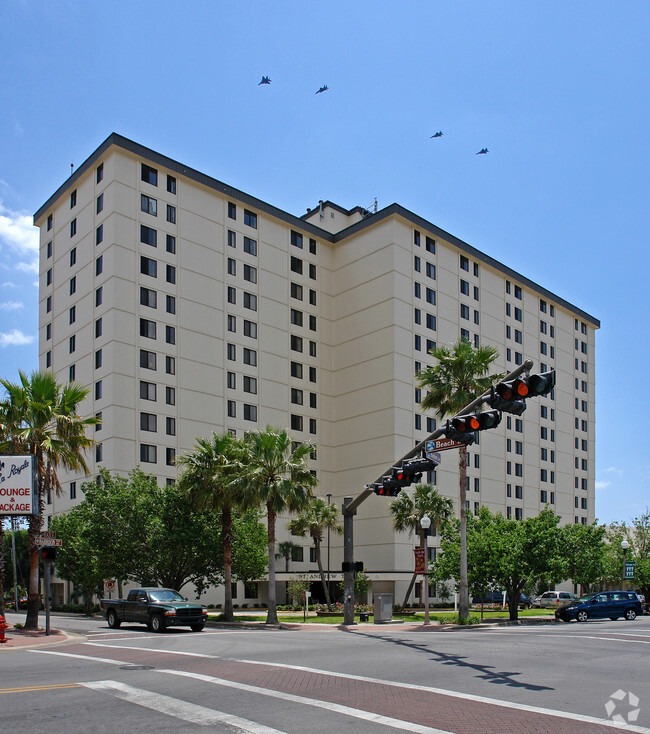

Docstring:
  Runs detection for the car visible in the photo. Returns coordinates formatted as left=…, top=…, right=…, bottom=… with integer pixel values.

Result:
left=471, top=591, right=532, bottom=609
left=534, top=590, right=577, bottom=608
left=555, top=590, right=643, bottom=623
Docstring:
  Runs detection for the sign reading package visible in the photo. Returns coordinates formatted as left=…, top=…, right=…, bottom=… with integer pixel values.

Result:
left=0, top=456, right=38, bottom=516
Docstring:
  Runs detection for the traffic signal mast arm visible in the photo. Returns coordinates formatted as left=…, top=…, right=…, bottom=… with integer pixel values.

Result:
left=345, top=359, right=535, bottom=515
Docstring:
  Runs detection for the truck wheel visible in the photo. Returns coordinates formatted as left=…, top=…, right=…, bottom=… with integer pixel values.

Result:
left=107, top=609, right=121, bottom=629
left=150, top=614, right=166, bottom=633
left=190, top=623, right=205, bottom=632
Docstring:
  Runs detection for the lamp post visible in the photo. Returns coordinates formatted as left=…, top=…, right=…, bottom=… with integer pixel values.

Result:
left=420, top=515, right=431, bottom=625
left=621, top=539, right=630, bottom=590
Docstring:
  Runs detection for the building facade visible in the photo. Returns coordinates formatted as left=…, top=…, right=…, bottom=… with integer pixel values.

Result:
left=35, top=133, right=599, bottom=605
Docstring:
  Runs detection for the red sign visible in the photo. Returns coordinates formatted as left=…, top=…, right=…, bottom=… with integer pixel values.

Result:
left=414, top=547, right=426, bottom=575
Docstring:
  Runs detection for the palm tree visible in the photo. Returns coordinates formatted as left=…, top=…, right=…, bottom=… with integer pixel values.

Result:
left=176, top=432, right=246, bottom=622
left=417, top=340, right=501, bottom=621
left=288, top=497, right=342, bottom=605
left=0, top=371, right=97, bottom=629
left=275, top=540, right=300, bottom=573
left=239, top=426, right=317, bottom=624
left=390, top=484, right=453, bottom=608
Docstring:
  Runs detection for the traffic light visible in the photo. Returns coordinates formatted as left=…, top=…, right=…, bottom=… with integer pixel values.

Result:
left=490, top=370, right=556, bottom=413
left=371, top=457, right=439, bottom=496
left=40, top=546, right=57, bottom=561
left=443, top=409, right=501, bottom=444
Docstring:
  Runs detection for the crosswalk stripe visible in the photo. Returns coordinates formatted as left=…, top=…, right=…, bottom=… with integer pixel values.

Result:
left=80, top=680, right=286, bottom=733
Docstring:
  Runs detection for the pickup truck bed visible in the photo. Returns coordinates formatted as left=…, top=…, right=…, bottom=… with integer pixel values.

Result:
left=100, top=588, right=208, bottom=633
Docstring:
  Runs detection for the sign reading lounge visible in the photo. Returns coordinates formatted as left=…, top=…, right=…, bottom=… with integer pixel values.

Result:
left=0, top=456, right=38, bottom=515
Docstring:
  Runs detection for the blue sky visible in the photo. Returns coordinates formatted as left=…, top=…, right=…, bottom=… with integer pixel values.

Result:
left=1, top=1, right=648, bottom=524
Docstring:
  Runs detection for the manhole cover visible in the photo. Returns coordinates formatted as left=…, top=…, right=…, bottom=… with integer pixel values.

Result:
left=119, top=665, right=155, bottom=670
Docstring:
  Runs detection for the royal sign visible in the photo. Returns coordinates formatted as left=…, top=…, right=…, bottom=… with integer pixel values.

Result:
left=0, top=456, right=38, bottom=516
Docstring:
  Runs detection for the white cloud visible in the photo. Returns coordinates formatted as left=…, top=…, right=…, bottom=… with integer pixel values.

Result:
left=0, top=202, right=39, bottom=274
left=0, top=329, right=35, bottom=347
left=595, top=480, right=611, bottom=491
left=0, top=301, right=23, bottom=311
left=605, top=466, right=624, bottom=476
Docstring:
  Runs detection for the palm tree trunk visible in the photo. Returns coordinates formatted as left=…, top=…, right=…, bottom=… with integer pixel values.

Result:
left=313, top=539, right=331, bottom=605
left=458, top=445, right=469, bottom=621
left=25, top=513, right=40, bottom=629
left=222, top=507, right=234, bottom=622
left=401, top=574, right=417, bottom=609
left=0, top=523, right=5, bottom=617
left=265, top=504, right=278, bottom=624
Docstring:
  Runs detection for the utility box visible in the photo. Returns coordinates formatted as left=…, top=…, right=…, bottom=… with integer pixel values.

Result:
left=373, top=593, right=394, bottom=623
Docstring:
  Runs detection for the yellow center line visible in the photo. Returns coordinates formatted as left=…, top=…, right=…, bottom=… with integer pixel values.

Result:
left=0, top=683, right=80, bottom=694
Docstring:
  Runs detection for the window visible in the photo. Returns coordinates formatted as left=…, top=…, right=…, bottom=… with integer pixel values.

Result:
left=166, top=295, right=175, bottom=314
left=46, top=268, right=52, bottom=286
left=291, top=414, right=303, bottom=431
left=46, top=240, right=52, bottom=258
left=166, top=264, right=176, bottom=284
left=291, top=362, right=303, bottom=378
left=227, top=286, right=236, bottom=304
left=46, top=295, right=52, bottom=313
left=227, top=343, right=236, bottom=361
left=96, top=444, right=103, bottom=463
left=95, top=318, right=102, bottom=338
left=309, top=341, right=316, bottom=357
left=140, top=287, right=157, bottom=308
left=96, top=224, right=103, bottom=245
left=291, top=335, right=303, bottom=352
left=243, top=376, right=257, bottom=394
left=167, top=175, right=176, bottom=194
left=309, top=263, right=316, bottom=279
left=95, top=349, right=102, bottom=369
left=309, top=315, right=316, bottom=331
left=227, top=372, right=236, bottom=389
left=243, top=320, right=257, bottom=338
left=95, top=380, right=103, bottom=400
left=96, top=255, right=103, bottom=276
left=291, top=388, right=303, bottom=405
left=243, top=292, right=257, bottom=311
left=243, top=348, right=257, bottom=366
left=227, top=400, right=236, bottom=418
left=166, top=355, right=175, bottom=374
left=243, top=264, right=257, bottom=283
left=141, top=256, right=157, bottom=277
left=140, top=412, right=157, bottom=432
left=291, top=309, right=303, bottom=327
left=69, top=305, right=76, bottom=324
left=96, top=163, right=104, bottom=183
left=460, top=304, right=470, bottom=320
left=141, top=225, right=157, bottom=247
left=290, top=256, right=303, bottom=274
left=140, top=349, right=157, bottom=370
left=69, top=364, right=75, bottom=381
left=70, top=248, right=77, bottom=266
left=166, top=447, right=176, bottom=466
left=309, top=289, right=317, bottom=306
left=460, top=255, right=469, bottom=271
left=228, top=202, right=236, bottom=219
left=46, top=351, right=51, bottom=367
left=69, top=335, right=76, bottom=353
left=244, top=209, right=257, bottom=228
left=227, top=258, right=236, bottom=276
left=228, top=230, right=236, bottom=248
left=46, top=213, right=54, bottom=230
left=165, top=386, right=175, bottom=405
left=244, top=404, right=257, bottom=421
left=243, top=237, right=257, bottom=255
left=291, top=231, right=303, bottom=248
left=165, top=325, right=175, bottom=344
left=96, top=193, right=104, bottom=214
left=166, top=234, right=176, bottom=254
left=426, top=262, right=436, bottom=279
left=69, top=276, right=76, bottom=295
left=227, top=315, right=236, bottom=333
left=70, top=219, right=77, bottom=237
left=291, top=282, right=303, bottom=300
left=141, top=194, right=157, bottom=216
left=141, top=163, right=158, bottom=186
left=309, top=238, right=317, bottom=254
left=166, top=204, right=176, bottom=223
left=426, top=313, right=436, bottom=331
left=140, top=318, right=156, bottom=339
left=140, top=444, right=157, bottom=463
left=166, top=417, right=176, bottom=435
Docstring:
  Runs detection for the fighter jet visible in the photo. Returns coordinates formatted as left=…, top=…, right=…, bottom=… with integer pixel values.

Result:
left=476, top=148, right=489, bottom=155
left=430, top=131, right=444, bottom=138
left=316, top=85, right=329, bottom=94
left=258, top=76, right=271, bottom=85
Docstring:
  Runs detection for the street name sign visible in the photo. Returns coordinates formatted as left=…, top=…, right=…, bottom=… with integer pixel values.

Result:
left=425, top=438, right=464, bottom=452
left=35, top=535, right=63, bottom=547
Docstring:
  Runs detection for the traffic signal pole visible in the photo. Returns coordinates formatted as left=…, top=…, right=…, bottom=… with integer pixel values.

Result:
left=341, top=359, right=534, bottom=626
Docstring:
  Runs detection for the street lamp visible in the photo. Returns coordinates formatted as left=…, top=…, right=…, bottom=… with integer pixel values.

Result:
left=326, top=494, right=332, bottom=596
left=420, top=515, right=431, bottom=625
left=621, top=539, right=630, bottom=589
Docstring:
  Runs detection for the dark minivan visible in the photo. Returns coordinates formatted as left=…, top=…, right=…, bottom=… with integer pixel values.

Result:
left=555, top=590, right=643, bottom=622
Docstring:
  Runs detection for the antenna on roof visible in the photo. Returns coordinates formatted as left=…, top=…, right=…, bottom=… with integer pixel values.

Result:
left=71, top=162, right=74, bottom=175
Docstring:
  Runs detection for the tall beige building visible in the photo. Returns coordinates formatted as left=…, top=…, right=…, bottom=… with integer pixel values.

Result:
left=35, top=133, right=599, bottom=604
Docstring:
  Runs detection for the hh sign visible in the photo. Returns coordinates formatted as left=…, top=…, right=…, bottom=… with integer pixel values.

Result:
left=0, top=456, right=38, bottom=516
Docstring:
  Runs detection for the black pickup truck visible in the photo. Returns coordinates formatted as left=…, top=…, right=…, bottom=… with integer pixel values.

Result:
left=100, top=588, right=208, bottom=632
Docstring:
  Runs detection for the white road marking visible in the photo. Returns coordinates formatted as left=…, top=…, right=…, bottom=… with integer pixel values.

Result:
left=80, top=679, right=285, bottom=733
left=158, top=669, right=454, bottom=734
left=85, top=642, right=215, bottom=657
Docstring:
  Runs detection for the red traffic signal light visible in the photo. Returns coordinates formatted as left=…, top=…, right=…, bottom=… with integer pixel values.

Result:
left=40, top=546, right=57, bottom=561
left=444, top=410, right=501, bottom=444
left=491, top=370, right=556, bottom=413
left=371, top=457, right=439, bottom=497
left=496, top=377, right=530, bottom=401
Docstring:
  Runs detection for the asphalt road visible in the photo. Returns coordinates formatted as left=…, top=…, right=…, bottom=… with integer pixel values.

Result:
left=1, top=613, right=649, bottom=733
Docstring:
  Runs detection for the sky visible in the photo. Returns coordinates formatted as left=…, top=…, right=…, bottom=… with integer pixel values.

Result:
left=0, top=1, right=648, bottom=525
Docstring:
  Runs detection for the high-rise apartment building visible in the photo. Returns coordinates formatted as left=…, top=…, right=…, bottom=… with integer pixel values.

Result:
left=35, top=133, right=599, bottom=604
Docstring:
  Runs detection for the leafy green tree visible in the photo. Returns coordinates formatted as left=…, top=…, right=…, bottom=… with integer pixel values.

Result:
left=239, top=426, right=317, bottom=624
left=560, top=522, right=606, bottom=591
left=50, top=504, right=103, bottom=614
left=0, top=371, right=97, bottom=629
left=1, top=524, right=31, bottom=605
left=288, top=497, right=342, bottom=605
left=603, top=513, right=650, bottom=597
left=177, top=433, right=248, bottom=621
left=417, top=340, right=501, bottom=621
left=436, top=507, right=568, bottom=620
left=389, top=484, right=453, bottom=608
